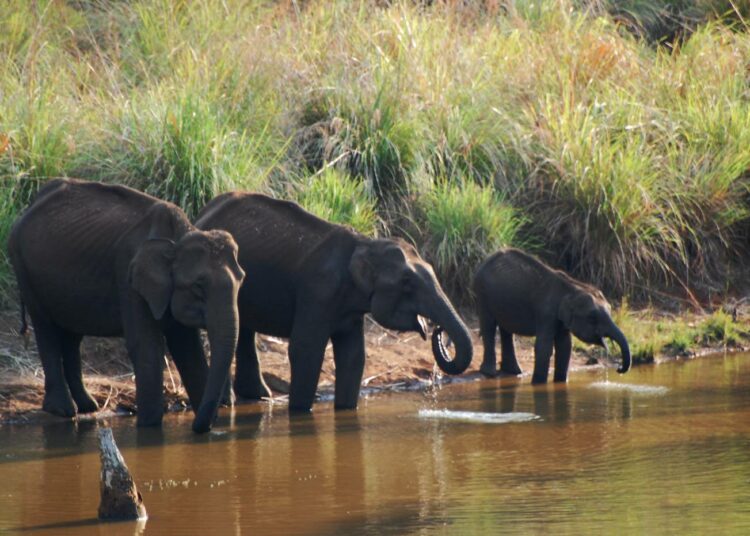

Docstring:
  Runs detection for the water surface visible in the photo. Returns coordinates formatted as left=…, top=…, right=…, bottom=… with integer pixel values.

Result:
left=1, top=353, right=749, bottom=534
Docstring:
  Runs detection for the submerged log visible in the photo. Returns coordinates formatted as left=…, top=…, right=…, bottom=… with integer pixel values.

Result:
left=97, top=427, right=147, bottom=521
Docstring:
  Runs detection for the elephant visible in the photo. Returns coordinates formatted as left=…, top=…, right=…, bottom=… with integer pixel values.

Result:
left=473, top=248, right=631, bottom=383
left=195, top=192, right=473, bottom=412
left=8, top=179, right=245, bottom=432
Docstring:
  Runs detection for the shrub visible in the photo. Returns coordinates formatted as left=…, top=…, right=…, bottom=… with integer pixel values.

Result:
left=416, top=178, right=525, bottom=300
left=292, top=169, right=379, bottom=236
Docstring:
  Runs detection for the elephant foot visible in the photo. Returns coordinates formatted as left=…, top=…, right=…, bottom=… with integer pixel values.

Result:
left=233, top=378, right=272, bottom=401
left=531, top=374, right=549, bottom=385
left=43, top=391, right=77, bottom=418
left=73, top=392, right=100, bottom=414
left=553, top=374, right=568, bottom=383
left=136, top=409, right=164, bottom=428
left=479, top=362, right=498, bottom=377
left=499, top=365, right=523, bottom=376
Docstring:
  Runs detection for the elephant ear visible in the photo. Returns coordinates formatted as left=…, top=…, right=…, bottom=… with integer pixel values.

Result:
left=349, top=244, right=375, bottom=297
left=128, top=238, right=176, bottom=320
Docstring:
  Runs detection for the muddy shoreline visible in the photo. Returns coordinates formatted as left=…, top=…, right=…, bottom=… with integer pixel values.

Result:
left=0, top=310, right=745, bottom=426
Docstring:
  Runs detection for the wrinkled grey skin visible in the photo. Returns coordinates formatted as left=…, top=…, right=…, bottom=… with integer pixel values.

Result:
left=473, top=248, right=631, bottom=383
left=8, top=179, right=244, bottom=432
left=196, top=192, right=472, bottom=412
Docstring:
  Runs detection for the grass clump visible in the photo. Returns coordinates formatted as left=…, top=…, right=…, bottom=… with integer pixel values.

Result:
left=415, top=178, right=525, bottom=299
left=291, top=169, right=379, bottom=236
left=697, top=310, right=745, bottom=347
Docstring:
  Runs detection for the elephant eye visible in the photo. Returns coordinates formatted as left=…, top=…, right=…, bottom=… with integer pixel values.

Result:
left=191, top=278, right=208, bottom=300
left=402, top=273, right=415, bottom=292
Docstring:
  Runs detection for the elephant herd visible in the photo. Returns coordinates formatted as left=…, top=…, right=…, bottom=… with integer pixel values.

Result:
left=8, top=179, right=630, bottom=433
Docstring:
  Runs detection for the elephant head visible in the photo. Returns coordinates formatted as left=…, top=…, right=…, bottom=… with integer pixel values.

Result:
left=559, top=289, right=631, bottom=374
left=349, top=238, right=472, bottom=375
left=129, top=229, right=245, bottom=433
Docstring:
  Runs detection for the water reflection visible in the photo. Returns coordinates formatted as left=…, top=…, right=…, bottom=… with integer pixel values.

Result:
left=1, top=354, right=749, bottom=534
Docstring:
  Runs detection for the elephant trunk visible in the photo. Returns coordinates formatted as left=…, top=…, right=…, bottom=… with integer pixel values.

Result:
left=608, top=323, right=631, bottom=374
left=425, top=292, right=473, bottom=375
left=192, top=288, right=240, bottom=434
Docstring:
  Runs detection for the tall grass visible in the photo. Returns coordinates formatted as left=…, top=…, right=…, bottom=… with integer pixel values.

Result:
left=415, top=177, right=526, bottom=299
left=2, top=0, right=750, bottom=306
left=292, top=168, right=379, bottom=236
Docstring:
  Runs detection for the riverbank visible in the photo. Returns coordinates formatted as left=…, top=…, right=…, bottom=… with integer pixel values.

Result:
left=1, top=305, right=747, bottom=425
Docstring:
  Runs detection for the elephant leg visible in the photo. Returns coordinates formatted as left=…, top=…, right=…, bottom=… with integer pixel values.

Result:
left=532, top=332, right=554, bottom=384
left=164, top=322, right=209, bottom=411
left=122, top=295, right=166, bottom=427
left=32, top=315, right=76, bottom=418
left=234, top=328, right=271, bottom=400
left=478, top=302, right=498, bottom=377
left=287, top=316, right=330, bottom=413
left=332, top=318, right=365, bottom=410
left=499, top=327, right=522, bottom=376
left=553, top=329, right=572, bottom=383
left=61, top=332, right=98, bottom=414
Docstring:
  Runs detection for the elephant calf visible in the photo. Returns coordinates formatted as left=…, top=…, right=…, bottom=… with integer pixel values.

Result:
left=473, top=248, right=631, bottom=383
left=8, top=179, right=245, bottom=432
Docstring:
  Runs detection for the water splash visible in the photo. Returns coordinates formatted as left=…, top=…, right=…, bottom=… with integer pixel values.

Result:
left=418, top=409, right=540, bottom=424
left=589, top=382, right=669, bottom=395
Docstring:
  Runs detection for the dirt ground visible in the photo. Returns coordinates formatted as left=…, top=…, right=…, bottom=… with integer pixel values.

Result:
left=0, top=310, right=649, bottom=425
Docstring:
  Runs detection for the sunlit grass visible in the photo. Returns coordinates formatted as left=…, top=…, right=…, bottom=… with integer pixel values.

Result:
left=606, top=302, right=749, bottom=364
left=292, top=169, right=379, bottom=236
left=1, top=0, right=750, bottom=306
left=415, top=178, right=526, bottom=299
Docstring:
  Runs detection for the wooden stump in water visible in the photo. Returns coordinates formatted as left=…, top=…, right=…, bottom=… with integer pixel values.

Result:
left=97, top=427, right=147, bottom=521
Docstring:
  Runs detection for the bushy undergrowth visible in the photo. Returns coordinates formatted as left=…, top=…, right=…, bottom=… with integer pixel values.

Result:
left=292, top=169, right=379, bottom=236
left=415, top=177, right=526, bottom=297
left=2, top=0, right=750, bottom=309
left=608, top=303, right=747, bottom=363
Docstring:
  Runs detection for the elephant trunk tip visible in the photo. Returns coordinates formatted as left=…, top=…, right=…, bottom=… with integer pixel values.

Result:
left=610, top=327, right=631, bottom=375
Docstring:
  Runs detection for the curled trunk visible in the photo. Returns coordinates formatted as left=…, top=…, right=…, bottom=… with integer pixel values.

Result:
left=427, top=294, right=473, bottom=375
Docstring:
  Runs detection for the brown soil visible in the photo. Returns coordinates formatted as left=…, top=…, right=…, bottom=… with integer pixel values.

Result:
left=0, top=310, right=625, bottom=425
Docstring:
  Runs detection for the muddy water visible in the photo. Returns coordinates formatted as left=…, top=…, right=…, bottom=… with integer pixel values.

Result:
left=1, top=354, right=749, bottom=535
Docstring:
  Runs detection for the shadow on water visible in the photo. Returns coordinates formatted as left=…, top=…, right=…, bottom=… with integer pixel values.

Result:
left=9, top=517, right=130, bottom=534
left=0, top=403, right=285, bottom=464
left=312, top=507, right=451, bottom=536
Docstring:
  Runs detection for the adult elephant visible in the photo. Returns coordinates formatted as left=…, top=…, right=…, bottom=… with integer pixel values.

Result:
left=195, top=192, right=472, bottom=412
left=473, top=248, right=630, bottom=383
left=8, top=179, right=245, bottom=433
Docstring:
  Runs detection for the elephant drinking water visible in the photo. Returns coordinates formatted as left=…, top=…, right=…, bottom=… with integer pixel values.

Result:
left=8, top=179, right=245, bottom=432
left=195, top=192, right=473, bottom=413
left=473, top=248, right=631, bottom=383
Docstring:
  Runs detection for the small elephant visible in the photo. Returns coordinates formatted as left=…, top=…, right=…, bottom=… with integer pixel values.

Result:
left=196, top=192, right=473, bottom=412
left=473, top=248, right=630, bottom=383
left=8, top=179, right=245, bottom=432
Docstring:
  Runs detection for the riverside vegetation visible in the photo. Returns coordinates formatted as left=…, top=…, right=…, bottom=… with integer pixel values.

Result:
left=2, top=0, right=750, bottom=369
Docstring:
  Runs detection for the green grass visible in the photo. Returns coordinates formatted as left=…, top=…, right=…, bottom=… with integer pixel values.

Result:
left=291, top=168, right=379, bottom=236
left=415, top=177, right=526, bottom=299
left=605, top=303, right=749, bottom=364
left=2, top=0, right=750, bottom=311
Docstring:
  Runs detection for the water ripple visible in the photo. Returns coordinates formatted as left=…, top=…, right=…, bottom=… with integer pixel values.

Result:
left=418, top=409, right=541, bottom=424
left=589, top=381, right=669, bottom=395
